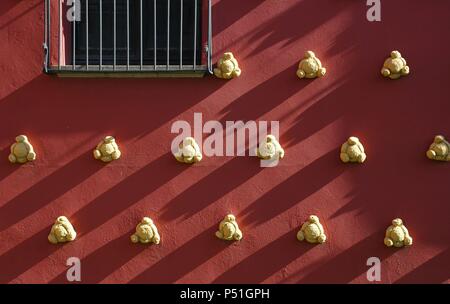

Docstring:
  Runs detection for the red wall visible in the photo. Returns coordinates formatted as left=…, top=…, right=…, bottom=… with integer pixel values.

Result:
left=0, top=0, right=449, bottom=284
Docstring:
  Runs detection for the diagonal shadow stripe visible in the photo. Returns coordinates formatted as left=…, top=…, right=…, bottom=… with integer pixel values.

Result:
left=0, top=151, right=102, bottom=232
left=242, top=148, right=344, bottom=227
left=129, top=225, right=229, bottom=284
left=73, top=153, right=188, bottom=235
left=0, top=146, right=19, bottom=183
left=49, top=229, right=147, bottom=284
left=0, top=227, right=60, bottom=283
left=395, top=248, right=450, bottom=284
left=297, top=229, right=395, bottom=283
left=160, top=156, right=263, bottom=221
left=213, top=228, right=313, bottom=284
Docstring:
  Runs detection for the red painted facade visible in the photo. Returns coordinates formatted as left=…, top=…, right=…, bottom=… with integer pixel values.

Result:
left=0, top=0, right=449, bottom=284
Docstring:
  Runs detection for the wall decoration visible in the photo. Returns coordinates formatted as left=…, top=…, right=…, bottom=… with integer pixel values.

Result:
left=297, top=215, right=327, bottom=244
left=340, top=136, right=367, bottom=164
left=8, top=135, right=36, bottom=164
left=381, top=50, right=410, bottom=79
left=93, top=136, right=122, bottom=163
left=216, top=214, right=243, bottom=241
left=296, top=51, right=326, bottom=79
left=131, top=217, right=161, bottom=245
left=426, top=135, right=450, bottom=162
left=257, top=135, right=285, bottom=161
left=174, top=137, right=203, bottom=164
left=214, top=52, right=241, bottom=79
left=48, top=216, right=77, bottom=244
left=384, top=218, right=413, bottom=248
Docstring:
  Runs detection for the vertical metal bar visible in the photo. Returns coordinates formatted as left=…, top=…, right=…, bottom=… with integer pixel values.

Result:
left=207, top=0, right=213, bottom=74
left=48, top=0, right=51, bottom=69
left=167, top=0, right=170, bottom=70
left=113, top=0, right=116, bottom=70
left=154, top=0, right=157, bottom=70
left=86, top=0, right=89, bottom=70
left=58, top=0, right=61, bottom=69
left=73, top=0, right=76, bottom=70
left=44, top=0, right=47, bottom=49
left=44, top=0, right=48, bottom=72
left=179, top=0, right=183, bottom=69
left=193, top=0, right=197, bottom=70
left=127, top=0, right=129, bottom=70
left=100, top=0, right=102, bottom=70
left=140, top=0, right=143, bottom=70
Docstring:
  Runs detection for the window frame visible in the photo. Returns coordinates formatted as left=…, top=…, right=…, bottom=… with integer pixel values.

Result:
left=43, top=0, right=213, bottom=77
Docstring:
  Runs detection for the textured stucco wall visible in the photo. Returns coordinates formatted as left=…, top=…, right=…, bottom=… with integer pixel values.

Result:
left=0, top=0, right=449, bottom=284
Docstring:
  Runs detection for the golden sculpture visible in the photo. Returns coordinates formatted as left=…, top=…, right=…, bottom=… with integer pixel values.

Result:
left=384, top=218, right=413, bottom=248
left=257, top=135, right=285, bottom=161
left=296, top=51, right=326, bottom=79
left=381, top=50, right=410, bottom=79
left=93, top=136, right=121, bottom=163
left=340, top=136, right=367, bottom=163
left=216, top=214, right=243, bottom=241
left=8, top=135, right=36, bottom=164
left=426, top=135, right=450, bottom=162
left=214, top=52, right=241, bottom=79
left=174, top=137, right=202, bottom=164
left=297, top=215, right=327, bottom=244
left=131, top=217, right=161, bottom=245
left=48, top=216, right=77, bottom=244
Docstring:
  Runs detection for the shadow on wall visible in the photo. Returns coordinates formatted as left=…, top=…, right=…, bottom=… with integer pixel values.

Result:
left=49, top=229, right=146, bottom=284
left=212, top=0, right=262, bottom=37
left=0, top=74, right=225, bottom=141
left=281, top=80, right=353, bottom=149
left=219, top=64, right=312, bottom=122
left=0, top=69, right=224, bottom=282
left=0, top=151, right=103, bottom=233
left=0, top=228, right=59, bottom=283
left=0, top=124, right=196, bottom=283
left=241, top=0, right=353, bottom=59
left=1, top=0, right=450, bottom=284
left=0, top=0, right=41, bottom=32
left=330, top=153, right=450, bottom=248
left=0, top=0, right=20, bottom=16
left=322, top=27, right=450, bottom=247
left=160, top=156, right=263, bottom=222
left=73, top=153, right=188, bottom=235
left=0, top=153, right=188, bottom=283
left=0, top=146, right=18, bottom=183
left=241, top=148, right=345, bottom=227
left=296, top=229, right=395, bottom=283
left=129, top=225, right=229, bottom=283
left=395, top=248, right=450, bottom=284
left=213, top=228, right=313, bottom=284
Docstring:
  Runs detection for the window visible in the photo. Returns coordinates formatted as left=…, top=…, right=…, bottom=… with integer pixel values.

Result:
left=43, top=0, right=212, bottom=76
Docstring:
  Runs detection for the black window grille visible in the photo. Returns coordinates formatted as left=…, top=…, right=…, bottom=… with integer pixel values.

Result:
left=43, top=0, right=213, bottom=76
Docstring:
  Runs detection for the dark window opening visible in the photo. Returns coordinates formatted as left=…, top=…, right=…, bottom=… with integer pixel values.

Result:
left=74, top=0, right=202, bottom=66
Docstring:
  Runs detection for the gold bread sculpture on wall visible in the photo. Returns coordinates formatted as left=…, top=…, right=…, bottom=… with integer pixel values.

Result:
left=8, top=135, right=36, bottom=164
left=131, top=217, right=161, bottom=245
left=48, top=216, right=77, bottom=244
left=257, top=135, right=285, bottom=161
left=214, top=52, right=241, bottom=79
left=381, top=50, right=410, bottom=79
left=296, top=51, right=326, bottom=79
left=174, top=137, right=202, bottom=164
left=93, top=136, right=121, bottom=162
left=216, top=214, right=243, bottom=241
left=340, top=136, right=367, bottom=164
left=426, top=135, right=450, bottom=162
left=297, top=215, right=327, bottom=244
left=384, top=218, right=413, bottom=248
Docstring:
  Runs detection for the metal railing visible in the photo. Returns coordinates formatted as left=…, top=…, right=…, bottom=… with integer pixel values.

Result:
left=43, top=0, right=212, bottom=76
